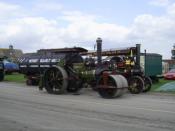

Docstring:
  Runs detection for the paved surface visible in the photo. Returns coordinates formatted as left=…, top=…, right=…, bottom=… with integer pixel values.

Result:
left=0, top=82, right=175, bottom=131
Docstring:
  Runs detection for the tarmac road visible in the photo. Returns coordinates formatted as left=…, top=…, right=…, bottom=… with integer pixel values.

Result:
left=0, top=82, right=175, bottom=131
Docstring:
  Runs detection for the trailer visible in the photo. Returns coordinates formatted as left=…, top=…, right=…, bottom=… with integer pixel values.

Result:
left=140, top=53, right=162, bottom=82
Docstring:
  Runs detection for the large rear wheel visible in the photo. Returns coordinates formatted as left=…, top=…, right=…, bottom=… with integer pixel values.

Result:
left=143, top=76, right=152, bottom=92
left=128, top=76, right=144, bottom=94
left=44, top=66, right=68, bottom=94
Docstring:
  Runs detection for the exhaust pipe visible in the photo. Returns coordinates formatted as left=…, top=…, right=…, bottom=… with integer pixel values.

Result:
left=96, top=38, right=102, bottom=65
left=136, top=44, right=141, bottom=67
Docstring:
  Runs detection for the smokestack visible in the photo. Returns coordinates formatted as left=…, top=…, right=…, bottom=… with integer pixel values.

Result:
left=96, top=38, right=102, bottom=65
left=136, top=44, right=141, bottom=67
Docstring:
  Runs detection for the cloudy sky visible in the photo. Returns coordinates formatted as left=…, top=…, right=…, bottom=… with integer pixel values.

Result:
left=0, top=0, right=175, bottom=59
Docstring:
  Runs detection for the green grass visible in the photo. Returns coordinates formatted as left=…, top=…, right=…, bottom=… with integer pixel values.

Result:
left=4, top=73, right=26, bottom=83
left=151, top=78, right=174, bottom=91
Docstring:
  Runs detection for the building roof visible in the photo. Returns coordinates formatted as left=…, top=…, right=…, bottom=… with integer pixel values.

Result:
left=0, top=48, right=23, bottom=61
left=37, top=47, right=88, bottom=54
left=163, top=59, right=175, bottom=64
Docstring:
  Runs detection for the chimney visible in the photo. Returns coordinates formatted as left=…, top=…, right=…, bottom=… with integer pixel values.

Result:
left=136, top=44, right=141, bottom=67
left=96, top=38, right=102, bottom=65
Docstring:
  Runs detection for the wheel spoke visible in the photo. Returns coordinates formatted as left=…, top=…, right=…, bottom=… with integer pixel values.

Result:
left=55, top=81, right=62, bottom=88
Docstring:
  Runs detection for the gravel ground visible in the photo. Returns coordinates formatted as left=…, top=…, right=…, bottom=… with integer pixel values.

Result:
left=0, top=82, right=175, bottom=131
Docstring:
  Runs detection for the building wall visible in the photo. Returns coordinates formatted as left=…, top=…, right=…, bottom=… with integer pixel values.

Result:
left=163, top=60, right=175, bottom=70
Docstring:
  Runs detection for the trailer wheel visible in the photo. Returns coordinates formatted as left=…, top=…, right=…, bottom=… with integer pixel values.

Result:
left=143, top=76, right=152, bottom=92
left=44, top=66, right=68, bottom=94
left=97, top=75, right=126, bottom=99
left=67, top=80, right=83, bottom=93
left=128, top=76, right=144, bottom=94
left=67, top=87, right=78, bottom=93
left=26, top=79, right=39, bottom=86
left=91, top=80, right=98, bottom=91
left=26, top=79, right=32, bottom=86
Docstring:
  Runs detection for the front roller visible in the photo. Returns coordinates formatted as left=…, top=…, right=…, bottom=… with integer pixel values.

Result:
left=97, top=74, right=128, bottom=99
left=43, top=66, right=68, bottom=94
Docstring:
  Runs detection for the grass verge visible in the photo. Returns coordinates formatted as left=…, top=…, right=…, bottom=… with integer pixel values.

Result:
left=151, top=78, right=175, bottom=92
left=3, top=73, right=175, bottom=94
left=4, top=73, right=26, bottom=83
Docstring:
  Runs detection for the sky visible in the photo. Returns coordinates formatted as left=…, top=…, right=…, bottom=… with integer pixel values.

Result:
left=0, top=0, right=175, bottom=59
